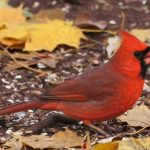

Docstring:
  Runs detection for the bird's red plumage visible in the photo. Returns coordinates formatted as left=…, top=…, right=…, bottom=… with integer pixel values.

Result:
left=0, top=31, right=149, bottom=124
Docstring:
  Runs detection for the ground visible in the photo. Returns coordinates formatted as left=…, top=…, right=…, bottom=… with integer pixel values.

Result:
left=0, top=0, right=150, bottom=146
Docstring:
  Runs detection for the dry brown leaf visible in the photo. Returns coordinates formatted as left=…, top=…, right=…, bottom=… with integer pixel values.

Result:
left=4, top=129, right=83, bottom=149
left=4, top=61, right=37, bottom=72
left=32, top=8, right=65, bottom=22
left=39, top=58, right=58, bottom=68
left=4, top=138, right=22, bottom=150
left=118, top=105, right=150, bottom=127
left=75, top=12, right=107, bottom=29
left=12, top=52, right=37, bottom=61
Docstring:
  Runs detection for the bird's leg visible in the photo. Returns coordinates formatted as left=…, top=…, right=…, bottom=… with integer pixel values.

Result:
left=26, top=114, right=108, bottom=137
left=101, top=122, right=116, bottom=133
left=83, top=120, right=109, bottom=137
left=88, top=124, right=109, bottom=137
left=26, top=113, right=78, bottom=133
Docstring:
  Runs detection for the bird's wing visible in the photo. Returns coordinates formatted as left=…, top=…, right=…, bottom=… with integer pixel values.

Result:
left=39, top=66, right=122, bottom=102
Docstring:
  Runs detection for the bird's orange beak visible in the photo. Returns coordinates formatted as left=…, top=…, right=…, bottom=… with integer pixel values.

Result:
left=144, top=47, right=150, bottom=65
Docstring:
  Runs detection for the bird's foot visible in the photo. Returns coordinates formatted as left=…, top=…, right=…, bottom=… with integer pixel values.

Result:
left=88, top=124, right=109, bottom=137
left=25, top=113, right=77, bottom=134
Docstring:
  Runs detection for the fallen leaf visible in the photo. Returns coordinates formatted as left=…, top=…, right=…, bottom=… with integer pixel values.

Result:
left=75, top=11, right=107, bottom=29
left=117, top=138, right=146, bottom=150
left=4, top=61, right=37, bottom=72
left=39, top=58, right=58, bottom=68
left=0, top=5, right=26, bottom=26
left=135, top=137, right=150, bottom=149
left=4, top=138, right=22, bottom=150
left=0, top=20, right=86, bottom=51
left=118, top=105, right=150, bottom=127
left=32, top=8, right=65, bottom=22
left=130, top=29, right=150, bottom=42
left=25, top=20, right=86, bottom=51
left=93, top=142, right=118, bottom=150
left=4, top=129, right=83, bottom=149
left=0, top=0, right=9, bottom=8
left=93, top=137, right=150, bottom=150
left=0, top=24, right=30, bottom=46
left=12, top=52, right=37, bottom=61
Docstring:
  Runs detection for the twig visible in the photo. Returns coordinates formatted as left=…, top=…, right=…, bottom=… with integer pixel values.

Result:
left=88, top=124, right=109, bottom=137
left=125, top=124, right=150, bottom=136
left=120, top=11, right=126, bottom=30
left=88, top=38, right=104, bottom=46
left=81, top=29, right=116, bottom=35
left=56, top=43, right=95, bottom=56
left=3, top=47, right=46, bottom=75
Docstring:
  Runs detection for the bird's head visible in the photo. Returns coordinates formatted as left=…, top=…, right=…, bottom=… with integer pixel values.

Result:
left=110, top=30, right=150, bottom=78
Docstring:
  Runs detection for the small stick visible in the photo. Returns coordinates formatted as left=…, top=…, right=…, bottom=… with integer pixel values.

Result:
left=88, top=124, right=109, bottom=137
left=3, top=47, right=46, bottom=75
left=120, top=11, right=126, bottom=30
left=125, top=124, right=150, bottom=136
left=55, top=43, right=95, bottom=56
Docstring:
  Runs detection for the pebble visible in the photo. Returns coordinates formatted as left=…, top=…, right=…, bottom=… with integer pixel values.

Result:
left=41, top=133, right=48, bottom=136
left=13, top=88, right=18, bottom=91
left=118, top=2, right=123, bottom=6
left=78, top=121, right=83, bottom=125
left=141, top=0, right=147, bottom=5
left=15, top=75, right=22, bottom=79
left=145, top=22, right=149, bottom=26
left=0, top=137, right=7, bottom=141
left=15, top=112, right=26, bottom=119
left=6, top=99, right=14, bottom=103
left=109, top=20, right=116, bottom=25
left=98, top=137, right=115, bottom=143
left=16, top=99, right=21, bottom=103
left=51, top=0, right=57, bottom=5
left=32, top=1, right=40, bottom=8
left=5, top=85, right=12, bottom=89
left=6, top=129, right=13, bottom=135
left=28, top=110, right=33, bottom=113
left=13, top=131, right=23, bottom=136
left=37, top=63, right=47, bottom=69
left=1, top=78, right=9, bottom=84
left=24, top=98, right=30, bottom=102
left=61, top=4, right=71, bottom=13
left=25, top=130, right=33, bottom=134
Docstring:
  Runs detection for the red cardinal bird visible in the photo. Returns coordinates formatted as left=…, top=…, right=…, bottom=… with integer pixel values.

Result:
left=0, top=31, right=150, bottom=132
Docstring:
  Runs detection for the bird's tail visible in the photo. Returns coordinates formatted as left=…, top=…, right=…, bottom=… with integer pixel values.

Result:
left=0, top=100, right=41, bottom=116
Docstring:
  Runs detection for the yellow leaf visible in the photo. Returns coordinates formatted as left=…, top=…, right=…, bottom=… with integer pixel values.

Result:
left=130, top=29, right=150, bottom=42
left=0, top=24, right=30, bottom=46
left=25, top=20, right=86, bottom=51
left=93, top=137, right=150, bottom=150
left=135, top=137, right=150, bottom=149
left=0, top=20, right=86, bottom=51
left=93, top=141, right=118, bottom=150
left=0, top=5, right=26, bottom=26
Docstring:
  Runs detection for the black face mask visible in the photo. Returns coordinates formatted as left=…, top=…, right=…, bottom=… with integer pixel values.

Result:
left=134, top=47, right=150, bottom=78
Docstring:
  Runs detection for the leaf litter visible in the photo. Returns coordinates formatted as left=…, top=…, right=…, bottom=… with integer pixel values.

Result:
left=4, top=129, right=83, bottom=149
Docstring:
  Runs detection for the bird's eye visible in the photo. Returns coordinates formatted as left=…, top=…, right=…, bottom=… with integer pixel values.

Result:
left=134, top=51, right=143, bottom=59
